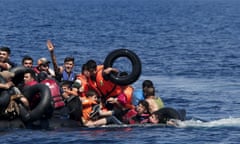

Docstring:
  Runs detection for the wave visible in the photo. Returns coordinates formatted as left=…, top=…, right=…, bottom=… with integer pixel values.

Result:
left=173, top=117, right=240, bottom=128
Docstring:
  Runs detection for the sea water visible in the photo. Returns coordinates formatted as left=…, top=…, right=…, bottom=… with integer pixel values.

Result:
left=1, top=0, right=240, bottom=143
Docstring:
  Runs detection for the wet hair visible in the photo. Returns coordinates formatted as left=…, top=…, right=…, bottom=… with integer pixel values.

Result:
left=86, top=89, right=98, bottom=97
left=144, top=86, right=155, bottom=97
left=81, top=63, right=88, bottom=74
left=0, top=47, right=11, bottom=54
left=61, top=80, right=72, bottom=88
left=85, top=59, right=97, bottom=71
left=22, top=55, right=33, bottom=65
left=37, top=72, right=48, bottom=82
left=138, top=100, right=150, bottom=114
left=142, top=80, right=153, bottom=89
left=64, top=56, right=74, bottom=63
left=24, top=69, right=36, bottom=80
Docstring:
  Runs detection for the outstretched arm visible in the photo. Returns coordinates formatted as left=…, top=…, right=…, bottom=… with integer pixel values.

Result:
left=46, top=40, right=61, bottom=75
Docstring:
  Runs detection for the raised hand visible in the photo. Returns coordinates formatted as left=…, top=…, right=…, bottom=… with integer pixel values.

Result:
left=46, top=40, right=54, bottom=52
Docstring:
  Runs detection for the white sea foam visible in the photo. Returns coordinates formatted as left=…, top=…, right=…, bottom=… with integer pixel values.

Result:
left=173, top=117, right=240, bottom=128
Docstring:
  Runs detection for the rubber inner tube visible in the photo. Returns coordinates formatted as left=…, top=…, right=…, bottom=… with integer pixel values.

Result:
left=21, top=84, right=54, bottom=122
left=0, top=75, right=11, bottom=114
left=104, top=49, right=141, bottom=85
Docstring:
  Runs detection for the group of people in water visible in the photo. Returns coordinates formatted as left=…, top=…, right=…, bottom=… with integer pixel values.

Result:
left=0, top=40, right=183, bottom=128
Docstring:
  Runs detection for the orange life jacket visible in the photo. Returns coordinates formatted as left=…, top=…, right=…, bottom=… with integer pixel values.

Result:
left=87, top=65, right=103, bottom=97
left=95, top=66, right=122, bottom=99
left=81, top=97, right=97, bottom=121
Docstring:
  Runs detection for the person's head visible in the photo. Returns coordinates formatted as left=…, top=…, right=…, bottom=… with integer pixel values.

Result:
left=142, top=80, right=153, bottom=89
left=24, top=69, right=36, bottom=84
left=149, top=111, right=160, bottom=124
left=37, top=57, right=50, bottom=72
left=63, top=57, right=74, bottom=73
left=0, top=47, right=11, bottom=62
left=136, top=100, right=149, bottom=115
left=85, top=59, right=97, bottom=80
left=81, top=63, right=89, bottom=76
left=61, top=81, right=72, bottom=92
left=37, top=71, right=48, bottom=82
left=144, top=86, right=155, bottom=98
left=86, top=89, right=98, bottom=101
left=22, top=55, right=33, bottom=68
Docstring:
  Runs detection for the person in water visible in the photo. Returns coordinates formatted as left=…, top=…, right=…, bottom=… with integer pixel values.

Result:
left=122, top=100, right=150, bottom=124
left=132, top=80, right=154, bottom=106
left=144, top=86, right=164, bottom=114
left=46, top=40, right=76, bottom=83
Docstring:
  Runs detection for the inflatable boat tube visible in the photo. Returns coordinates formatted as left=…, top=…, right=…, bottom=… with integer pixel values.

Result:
left=104, top=49, right=141, bottom=85
left=0, top=117, right=80, bottom=130
left=20, top=84, right=54, bottom=122
left=0, top=117, right=170, bottom=130
left=10, top=66, right=30, bottom=86
left=0, top=75, right=11, bottom=114
left=156, top=107, right=186, bottom=123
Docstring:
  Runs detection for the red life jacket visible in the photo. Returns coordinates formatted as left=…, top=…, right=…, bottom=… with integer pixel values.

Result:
left=24, top=80, right=39, bottom=109
left=41, top=79, right=65, bottom=109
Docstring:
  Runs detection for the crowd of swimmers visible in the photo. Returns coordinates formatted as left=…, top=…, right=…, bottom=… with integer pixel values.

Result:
left=0, top=40, right=181, bottom=128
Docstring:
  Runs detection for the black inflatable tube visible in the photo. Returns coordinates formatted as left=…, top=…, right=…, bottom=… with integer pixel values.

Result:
left=0, top=75, right=11, bottom=114
left=10, top=66, right=30, bottom=86
left=22, top=84, right=54, bottom=122
left=104, top=49, right=142, bottom=85
left=156, top=107, right=186, bottom=123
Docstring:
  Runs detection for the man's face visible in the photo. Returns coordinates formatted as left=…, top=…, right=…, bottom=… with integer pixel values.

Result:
left=39, top=64, right=49, bottom=72
left=64, top=61, right=74, bottom=73
left=24, top=73, right=33, bottom=83
left=0, top=51, right=9, bottom=62
left=23, top=60, right=33, bottom=68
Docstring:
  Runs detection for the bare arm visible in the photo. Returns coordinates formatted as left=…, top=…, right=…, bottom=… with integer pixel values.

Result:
left=0, top=62, right=11, bottom=70
left=46, top=40, right=61, bottom=75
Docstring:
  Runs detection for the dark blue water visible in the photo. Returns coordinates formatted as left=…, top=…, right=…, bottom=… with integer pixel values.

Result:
left=1, top=0, right=240, bottom=143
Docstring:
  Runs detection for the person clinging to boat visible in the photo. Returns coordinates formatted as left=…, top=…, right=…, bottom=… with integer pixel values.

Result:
left=132, top=80, right=154, bottom=106
left=144, top=86, right=164, bottom=114
left=122, top=100, right=150, bottom=124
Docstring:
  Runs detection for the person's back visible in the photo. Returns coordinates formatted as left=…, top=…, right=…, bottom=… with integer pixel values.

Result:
left=144, top=86, right=164, bottom=113
left=132, top=80, right=154, bottom=106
